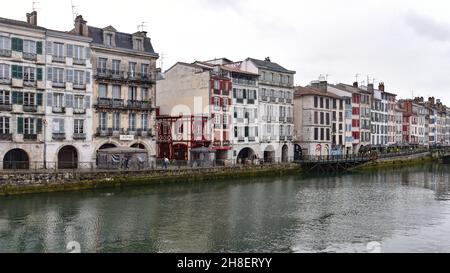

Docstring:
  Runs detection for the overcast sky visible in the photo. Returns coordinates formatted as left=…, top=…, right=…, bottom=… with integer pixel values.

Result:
left=3, top=0, right=450, bottom=103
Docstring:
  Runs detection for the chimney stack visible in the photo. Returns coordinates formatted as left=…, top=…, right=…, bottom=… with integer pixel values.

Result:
left=367, top=83, right=374, bottom=92
left=353, top=82, right=358, bottom=88
left=428, top=97, right=435, bottom=105
left=378, top=82, right=385, bottom=92
left=74, top=15, right=89, bottom=37
left=26, top=11, right=37, bottom=26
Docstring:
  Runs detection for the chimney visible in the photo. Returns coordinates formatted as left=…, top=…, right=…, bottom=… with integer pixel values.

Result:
left=74, top=15, right=88, bottom=37
left=319, top=81, right=327, bottom=92
left=428, top=97, right=435, bottom=105
left=378, top=82, right=385, bottom=92
left=26, top=11, right=37, bottom=26
left=264, top=57, right=271, bottom=62
left=353, top=82, right=358, bottom=88
left=367, top=83, right=374, bottom=92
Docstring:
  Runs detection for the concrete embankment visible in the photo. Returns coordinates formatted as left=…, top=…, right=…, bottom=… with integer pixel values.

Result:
left=0, top=164, right=301, bottom=197
left=352, top=152, right=437, bottom=171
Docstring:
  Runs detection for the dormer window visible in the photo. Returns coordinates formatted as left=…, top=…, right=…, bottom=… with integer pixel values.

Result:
left=133, top=38, right=143, bottom=51
left=106, top=34, right=113, bottom=46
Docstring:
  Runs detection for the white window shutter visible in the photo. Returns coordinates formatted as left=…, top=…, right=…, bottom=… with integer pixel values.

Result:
left=85, top=47, right=91, bottom=59
left=47, top=67, right=53, bottom=81
left=67, top=44, right=73, bottom=58
left=86, top=71, right=91, bottom=84
left=67, top=69, right=73, bottom=83
left=46, top=41, right=52, bottom=55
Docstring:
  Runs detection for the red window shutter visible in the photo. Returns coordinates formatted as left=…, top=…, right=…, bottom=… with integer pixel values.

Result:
left=220, top=98, right=223, bottom=106
left=228, top=81, right=232, bottom=91
left=211, top=79, right=215, bottom=90
left=228, top=98, right=232, bottom=105
left=211, top=97, right=215, bottom=105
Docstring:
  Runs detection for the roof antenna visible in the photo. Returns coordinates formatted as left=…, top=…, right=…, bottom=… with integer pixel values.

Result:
left=32, top=1, right=39, bottom=11
left=159, top=53, right=167, bottom=72
left=71, top=0, right=79, bottom=21
left=355, top=73, right=360, bottom=83
left=137, top=21, right=148, bottom=32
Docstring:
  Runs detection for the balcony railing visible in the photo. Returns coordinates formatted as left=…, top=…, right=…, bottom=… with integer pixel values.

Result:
left=52, top=55, right=66, bottom=63
left=287, top=117, right=294, bottom=123
left=0, top=78, right=11, bottom=85
left=127, top=100, right=143, bottom=109
left=73, top=133, right=86, bottom=140
left=0, top=133, right=12, bottom=141
left=213, top=140, right=222, bottom=147
left=97, top=98, right=112, bottom=108
left=248, top=136, right=256, bottom=142
left=24, top=134, right=38, bottom=141
left=52, top=81, right=66, bottom=88
left=0, top=49, right=12, bottom=57
left=73, top=108, right=86, bottom=115
left=52, top=106, right=66, bottom=114
left=73, top=59, right=86, bottom=65
left=113, top=99, right=125, bottom=108
left=96, top=128, right=111, bottom=137
left=223, top=140, right=231, bottom=146
left=23, top=105, right=38, bottom=113
left=73, top=83, right=86, bottom=90
left=52, top=133, right=66, bottom=141
left=24, top=80, right=36, bottom=87
left=23, top=52, right=37, bottom=61
left=0, top=104, right=12, bottom=111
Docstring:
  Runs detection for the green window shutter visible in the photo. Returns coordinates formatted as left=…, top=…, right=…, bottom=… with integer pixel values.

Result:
left=37, top=68, right=43, bottom=81
left=17, top=117, right=24, bottom=134
left=37, top=93, right=43, bottom=106
left=18, top=66, right=23, bottom=79
left=11, top=65, right=17, bottom=78
left=18, top=92, right=23, bottom=105
left=36, top=119, right=43, bottom=134
left=36, top=41, right=43, bottom=54
left=18, top=39, right=23, bottom=52
left=11, top=38, right=17, bottom=51
left=12, top=92, right=18, bottom=104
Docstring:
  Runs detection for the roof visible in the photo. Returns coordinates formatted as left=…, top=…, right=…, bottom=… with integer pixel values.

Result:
left=0, top=16, right=46, bottom=31
left=294, top=86, right=341, bottom=99
left=333, top=83, right=372, bottom=95
left=88, top=26, right=156, bottom=54
left=221, top=65, right=259, bottom=76
left=246, top=58, right=296, bottom=74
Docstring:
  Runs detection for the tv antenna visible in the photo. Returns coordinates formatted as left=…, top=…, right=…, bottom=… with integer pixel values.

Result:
left=71, top=0, right=79, bottom=20
left=32, top=1, right=39, bottom=11
left=137, top=21, right=148, bottom=32
left=355, top=73, right=360, bottom=83
left=159, top=53, right=167, bottom=71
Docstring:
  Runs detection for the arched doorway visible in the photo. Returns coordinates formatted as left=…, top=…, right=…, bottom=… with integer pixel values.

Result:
left=3, top=149, right=29, bottom=170
left=58, top=146, right=78, bottom=169
left=282, top=145, right=289, bottom=163
left=99, top=143, right=117, bottom=150
left=158, top=143, right=171, bottom=159
left=294, top=144, right=303, bottom=160
left=173, top=144, right=188, bottom=161
left=264, top=145, right=275, bottom=163
left=237, top=148, right=256, bottom=164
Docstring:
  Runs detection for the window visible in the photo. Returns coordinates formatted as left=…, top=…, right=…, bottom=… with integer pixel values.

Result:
left=74, top=119, right=84, bottom=134
left=129, top=62, right=137, bottom=77
left=129, top=113, right=137, bottom=131
left=99, top=84, right=108, bottom=98
left=112, top=113, right=120, bottom=131
left=215, top=114, right=221, bottom=125
left=320, top=112, right=324, bottom=125
left=23, top=92, right=35, bottom=106
left=176, top=119, right=183, bottom=134
left=0, top=64, right=9, bottom=79
left=0, top=91, right=10, bottom=105
left=24, top=118, right=36, bottom=134
left=320, top=128, right=324, bottom=141
left=223, top=114, right=228, bottom=125
left=73, top=70, right=85, bottom=85
left=53, top=68, right=64, bottom=83
left=320, top=97, right=324, bottom=108
left=128, top=86, right=138, bottom=101
left=326, top=99, right=330, bottom=109
left=0, top=117, right=10, bottom=134
left=112, top=85, right=121, bottom=99
left=11, top=65, right=23, bottom=79
left=112, top=60, right=121, bottom=74
left=141, top=64, right=149, bottom=76
left=0, top=36, right=11, bottom=51
left=214, top=80, right=220, bottom=90
left=142, top=114, right=148, bottom=130
left=11, top=38, right=23, bottom=52
left=141, top=88, right=149, bottom=101
left=53, top=93, right=64, bottom=107
left=134, top=39, right=143, bottom=51
left=23, top=40, right=36, bottom=54
left=53, top=43, right=64, bottom=58
left=214, top=97, right=220, bottom=111
left=100, top=112, right=108, bottom=131
left=98, top=58, right=107, bottom=73
left=74, top=95, right=84, bottom=110
left=73, top=45, right=84, bottom=60
left=105, top=34, right=113, bottom=46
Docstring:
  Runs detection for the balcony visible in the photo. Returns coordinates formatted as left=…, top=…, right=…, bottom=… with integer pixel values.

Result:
left=96, top=128, right=111, bottom=137
left=238, top=137, right=245, bottom=142
left=52, top=106, right=66, bottom=114
left=52, top=133, right=66, bottom=141
left=96, top=98, right=113, bottom=108
left=0, top=104, right=12, bottom=111
left=223, top=124, right=230, bottom=129
left=0, top=49, right=11, bottom=57
left=73, top=133, right=86, bottom=140
left=127, top=72, right=156, bottom=84
left=0, top=133, right=12, bottom=141
left=286, top=99, right=293, bottom=104
left=24, top=134, right=38, bottom=141
left=52, top=55, right=66, bottom=63
left=247, top=99, right=255, bottom=105
left=73, top=108, right=86, bottom=115
left=213, top=89, right=221, bottom=95
left=12, top=78, right=23, bottom=88
left=279, top=117, right=286, bottom=123
left=279, top=98, right=286, bottom=103
left=261, top=96, right=268, bottom=102
left=23, top=105, right=38, bottom=113
left=127, top=100, right=143, bottom=110
left=0, top=78, right=11, bottom=85
left=73, top=83, right=86, bottom=90
left=214, top=124, right=222, bottom=129
left=248, top=136, right=256, bottom=142
left=52, top=81, right=66, bottom=88
left=112, top=99, right=125, bottom=108
left=270, top=97, right=277, bottom=103
left=127, top=129, right=137, bottom=136
left=23, top=52, right=37, bottom=61
left=73, top=58, right=86, bottom=66
left=287, top=136, right=293, bottom=141
left=23, top=80, right=36, bottom=87
left=213, top=140, right=222, bottom=147
left=287, top=117, right=294, bottom=123
left=236, top=98, right=244, bottom=104
left=223, top=140, right=231, bottom=146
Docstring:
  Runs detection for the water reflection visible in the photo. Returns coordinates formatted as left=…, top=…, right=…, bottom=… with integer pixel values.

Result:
left=1, top=163, right=450, bottom=253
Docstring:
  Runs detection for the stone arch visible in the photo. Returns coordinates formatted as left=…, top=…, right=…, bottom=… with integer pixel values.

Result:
left=3, top=148, right=29, bottom=170
left=294, top=144, right=303, bottom=160
left=282, top=144, right=289, bottom=163
left=57, top=145, right=78, bottom=169
left=237, top=147, right=256, bottom=164
left=264, top=145, right=276, bottom=163
left=172, top=143, right=188, bottom=161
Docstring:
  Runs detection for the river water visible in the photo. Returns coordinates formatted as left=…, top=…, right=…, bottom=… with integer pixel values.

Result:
left=1, top=163, right=450, bottom=253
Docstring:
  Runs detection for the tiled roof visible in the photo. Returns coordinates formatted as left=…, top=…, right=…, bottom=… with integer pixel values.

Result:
left=294, top=86, right=341, bottom=99
left=246, top=58, right=296, bottom=74
left=88, top=26, right=156, bottom=54
left=0, top=16, right=46, bottom=31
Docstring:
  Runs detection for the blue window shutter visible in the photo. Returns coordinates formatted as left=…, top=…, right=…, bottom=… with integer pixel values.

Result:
left=17, top=92, right=23, bottom=105
left=84, top=95, right=91, bottom=109
left=47, top=93, right=53, bottom=107
left=17, top=117, right=23, bottom=134
left=37, top=93, right=43, bottom=106
left=65, top=94, right=73, bottom=108
left=36, top=118, right=43, bottom=133
left=86, top=71, right=91, bottom=84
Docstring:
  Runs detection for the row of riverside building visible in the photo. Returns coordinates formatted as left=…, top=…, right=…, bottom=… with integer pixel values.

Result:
left=0, top=11, right=449, bottom=170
